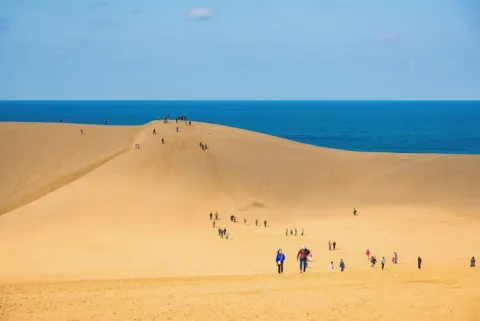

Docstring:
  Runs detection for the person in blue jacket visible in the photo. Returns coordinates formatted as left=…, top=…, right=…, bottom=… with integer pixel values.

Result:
left=276, top=249, right=286, bottom=274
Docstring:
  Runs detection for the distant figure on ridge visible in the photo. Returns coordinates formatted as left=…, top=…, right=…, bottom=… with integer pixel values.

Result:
left=276, top=249, right=285, bottom=274
left=353, top=208, right=357, bottom=216
left=339, top=259, right=345, bottom=272
left=418, top=256, right=422, bottom=270
left=153, top=129, right=156, bottom=135
left=210, top=212, right=213, bottom=220
left=471, top=257, right=476, bottom=267
left=255, top=219, right=258, bottom=226
left=80, top=129, right=83, bottom=134
left=264, top=220, right=267, bottom=227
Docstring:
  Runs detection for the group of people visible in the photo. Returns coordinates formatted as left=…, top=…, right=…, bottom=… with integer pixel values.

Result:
left=328, top=240, right=337, bottom=251
left=199, top=142, right=208, bottom=150
left=286, top=228, right=304, bottom=236
left=366, top=249, right=397, bottom=270
left=133, top=143, right=141, bottom=149
left=328, top=259, right=346, bottom=272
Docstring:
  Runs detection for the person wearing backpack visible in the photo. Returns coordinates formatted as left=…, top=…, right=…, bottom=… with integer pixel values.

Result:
left=297, top=245, right=309, bottom=273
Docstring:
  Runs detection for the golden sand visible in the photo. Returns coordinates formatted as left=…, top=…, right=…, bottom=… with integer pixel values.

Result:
left=0, top=121, right=479, bottom=320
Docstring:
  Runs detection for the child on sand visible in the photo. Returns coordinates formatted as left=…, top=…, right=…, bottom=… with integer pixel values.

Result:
left=366, top=249, right=371, bottom=260
left=471, top=257, right=476, bottom=267
left=328, top=262, right=334, bottom=272
left=276, top=249, right=285, bottom=274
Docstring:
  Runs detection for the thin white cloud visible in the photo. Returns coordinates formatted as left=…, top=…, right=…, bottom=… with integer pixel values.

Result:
left=188, top=8, right=213, bottom=21
left=376, top=34, right=397, bottom=41
left=88, top=18, right=116, bottom=30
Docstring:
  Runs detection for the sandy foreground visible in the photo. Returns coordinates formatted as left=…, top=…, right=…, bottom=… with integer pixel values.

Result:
left=0, top=121, right=479, bottom=320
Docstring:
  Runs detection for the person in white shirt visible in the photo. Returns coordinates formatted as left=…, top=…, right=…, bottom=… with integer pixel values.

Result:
left=328, top=261, right=334, bottom=271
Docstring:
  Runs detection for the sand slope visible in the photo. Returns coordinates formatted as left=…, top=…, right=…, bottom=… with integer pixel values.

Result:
left=0, top=120, right=479, bottom=320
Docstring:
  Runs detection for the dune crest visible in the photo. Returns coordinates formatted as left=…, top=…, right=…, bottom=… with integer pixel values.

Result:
left=0, top=120, right=479, bottom=320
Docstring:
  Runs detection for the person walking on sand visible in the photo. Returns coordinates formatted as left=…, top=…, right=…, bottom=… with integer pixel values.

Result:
left=162, top=138, right=165, bottom=144
left=264, top=220, right=267, bottom=227
left=418, top=256, right=422, bottom=270
left=371, top=256, right=377, bottom=268
left=153, top=129, right=156, bottom=135
left=210, top=213, right=213, bottom=220
left=301, top=228, right=304, bottom=236
left=215, top=212, right=218, bottom=220
left=333, top=241, right=337, bottom=251
left=297, top=245, right=309, bottom=273
left=218, top=228, right=222, bottom=236
left=255, top=219, right=258, bottom=226
left=328, top=240, right=332, bottom=251
left=294, top=228, right=297, bottom=236
left=393, top=252, right=398, bottom=264
left=80, top=129, right=84, bottom=134
left=276, top=249, right=286, bottom=274
left=366, top=249, right=371, bottom=260
left=286, top=229, right=288, bottom=236
left=290, top=229, right=293, bottom=235
left=226, top=231, right=229, bottom=240
left=328, top=261, right=334, bottom=272
left=381, top=257, right=386, bottom=270
left=340, top=259, right=345, bottom=272
left=471, top=257, right=476, bottom=267
left=353, top=208, right=357, bottom=216
left=213, top=220, right=216, bottom=228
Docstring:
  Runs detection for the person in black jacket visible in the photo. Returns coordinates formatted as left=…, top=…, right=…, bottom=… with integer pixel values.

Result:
left=418, top=256, right=422, bottom=269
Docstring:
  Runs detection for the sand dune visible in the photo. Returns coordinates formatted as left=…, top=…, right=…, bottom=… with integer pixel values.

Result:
left=0, top=120, right=479, bottom=320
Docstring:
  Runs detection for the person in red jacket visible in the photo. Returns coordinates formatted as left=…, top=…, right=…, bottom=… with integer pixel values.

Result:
left=297, top=245, right=310, bottom=273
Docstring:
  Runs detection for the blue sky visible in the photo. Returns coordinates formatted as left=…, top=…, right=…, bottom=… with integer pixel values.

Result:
left=0, top=0, right=479, bottom=100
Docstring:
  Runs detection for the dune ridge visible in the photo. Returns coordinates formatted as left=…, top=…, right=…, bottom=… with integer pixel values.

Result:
left=0, top=120, right=479, bottom=320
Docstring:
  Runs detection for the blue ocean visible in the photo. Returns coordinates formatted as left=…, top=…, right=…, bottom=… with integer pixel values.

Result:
left=1, top=100, right=479, bottom=154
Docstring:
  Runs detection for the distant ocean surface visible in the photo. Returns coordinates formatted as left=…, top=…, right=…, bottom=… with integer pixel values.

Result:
left=1, top=100, right=480, bottom=154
